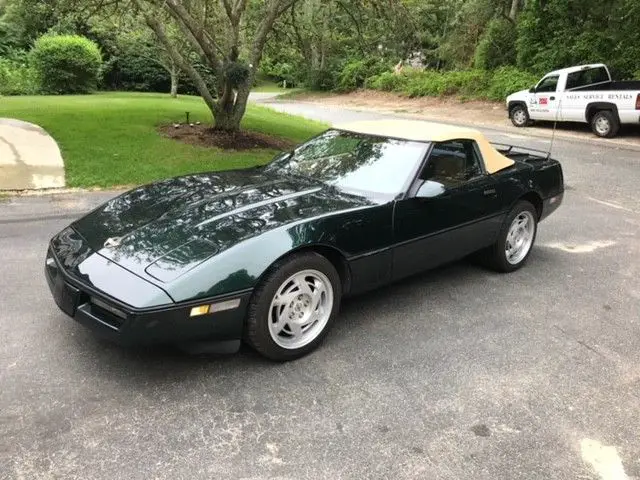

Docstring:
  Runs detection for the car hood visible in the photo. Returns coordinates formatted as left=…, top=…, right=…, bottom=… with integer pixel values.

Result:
left=72, top=170, right=373, bottom=284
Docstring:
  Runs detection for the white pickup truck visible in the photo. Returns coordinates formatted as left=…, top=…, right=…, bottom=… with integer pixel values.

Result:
left=506, top=64, right=640, bottom=138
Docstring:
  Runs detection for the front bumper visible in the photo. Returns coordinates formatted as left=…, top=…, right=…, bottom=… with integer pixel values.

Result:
left=45, top=247, right=251, bottom=348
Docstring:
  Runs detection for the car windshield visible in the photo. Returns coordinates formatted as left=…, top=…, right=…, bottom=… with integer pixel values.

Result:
left=265, top=130, right=428, bottom=196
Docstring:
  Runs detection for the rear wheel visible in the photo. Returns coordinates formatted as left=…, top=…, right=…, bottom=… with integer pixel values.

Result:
left=245, top=252, right=341, bottom=361
left=509, top=104, right=531, bottom=128
left=480, top=201, right=538, bottom=273
left=590, top=110, right=620, bottom=138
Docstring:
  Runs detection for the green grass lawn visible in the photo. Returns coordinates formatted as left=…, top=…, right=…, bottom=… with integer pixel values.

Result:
left=0, top=92, right=325, bottom=188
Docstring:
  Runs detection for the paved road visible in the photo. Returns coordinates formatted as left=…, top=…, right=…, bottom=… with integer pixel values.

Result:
left=1, top=103, right=639, bottom=480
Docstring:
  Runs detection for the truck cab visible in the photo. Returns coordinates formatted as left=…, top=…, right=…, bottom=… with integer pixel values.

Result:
left=506, top=64, right=640, bottom=138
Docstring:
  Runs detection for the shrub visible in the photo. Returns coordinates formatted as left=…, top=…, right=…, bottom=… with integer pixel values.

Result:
left=0, top=56, right=39, bottom=95
left=367, top=66, right=537, bottom=102
left=337, top=58, right=390, bottom=91
left=487, top=66, right=538, bottom=101
left=306, top=68, right=336, bottom=91
left=369, top=71, right=409, bottom=92
left=404, top=69, right=490, bottom=97
left=30, top=34, right=102, bottom=94
left=474, top=18, right=516, bottom=70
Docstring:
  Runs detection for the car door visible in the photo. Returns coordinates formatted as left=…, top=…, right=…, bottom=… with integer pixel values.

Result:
left=392, top=140, right=503, bottom=280
left=529, top=74, right=561, bottom=121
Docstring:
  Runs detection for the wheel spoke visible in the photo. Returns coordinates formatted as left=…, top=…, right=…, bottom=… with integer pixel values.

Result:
left=310, top=282, right=325, bottom=311
left=288, top=321, right=302, bottom=337
left=271, top=308, right=290, bottom=334
left=293, top=275, right=314, bottom=297
left=272, top=291, right=298, bottom=307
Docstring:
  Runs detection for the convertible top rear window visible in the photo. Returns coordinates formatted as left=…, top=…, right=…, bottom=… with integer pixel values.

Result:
left=266, top=130, right=428, bottom=195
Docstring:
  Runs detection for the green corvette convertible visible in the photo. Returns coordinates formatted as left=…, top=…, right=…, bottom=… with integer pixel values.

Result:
left=46, top=120, right=564, bottom=360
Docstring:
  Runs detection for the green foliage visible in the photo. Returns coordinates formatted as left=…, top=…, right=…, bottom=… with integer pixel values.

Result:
left=30, top=34, right=103, bottom=94
left=474, top=18, right=516, bottom=70
left=337, top=57, right=390, bottom=91
left=0, top=55, right=38, bottom=95
left=306, top=68, right=336, bottom=91
left=516, top=0, right=640, bottom=78
left=260, top=48, right=304, bottom=87
left=225, top=61, right=251, bottom=88
left=369, top=71, right=409, bottom=92
left=486, top=66, right=538, bottom=100
left=367, top=66, right=536, bottom=101
left=410, top=70, right=489, bottom=97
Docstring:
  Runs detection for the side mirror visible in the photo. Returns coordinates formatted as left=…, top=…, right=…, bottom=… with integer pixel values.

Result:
left=529, top=86, right=536, bottom=93
left=415, top=180, right=446, bottom=199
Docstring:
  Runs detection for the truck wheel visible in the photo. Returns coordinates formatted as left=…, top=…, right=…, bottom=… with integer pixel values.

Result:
left=509, top=105, right=530, bottom=128
left=479, top=201, right=538, bottom=273
left=591, top=110, right=620, bottom=138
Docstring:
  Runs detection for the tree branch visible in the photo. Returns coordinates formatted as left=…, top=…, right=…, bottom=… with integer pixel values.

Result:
left=160, top=0, right=223, bottom=75
left=142, top=10, right=218, bottom=116
left=251, top=0, right=298, bottom=71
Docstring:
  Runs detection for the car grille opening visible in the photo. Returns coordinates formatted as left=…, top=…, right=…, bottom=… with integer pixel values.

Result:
left=89, top=297, right=127, bottom=330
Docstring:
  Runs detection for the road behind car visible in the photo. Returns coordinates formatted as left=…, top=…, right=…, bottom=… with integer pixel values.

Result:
left=1, top=109, right=639, bottom=479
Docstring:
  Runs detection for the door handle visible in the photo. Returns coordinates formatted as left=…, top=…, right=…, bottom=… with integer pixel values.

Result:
left=550, top=96, right=556, bottom=100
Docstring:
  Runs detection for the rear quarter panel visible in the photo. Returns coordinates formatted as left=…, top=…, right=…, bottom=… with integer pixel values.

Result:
left=492, top=159, right=564, bottom=216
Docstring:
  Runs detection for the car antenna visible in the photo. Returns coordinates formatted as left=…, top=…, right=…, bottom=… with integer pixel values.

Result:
left=546, top=96, right=562, bottom=160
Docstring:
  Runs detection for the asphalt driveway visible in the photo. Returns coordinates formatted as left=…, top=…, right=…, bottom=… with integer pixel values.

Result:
left=1, top=104, right=639, bottom=479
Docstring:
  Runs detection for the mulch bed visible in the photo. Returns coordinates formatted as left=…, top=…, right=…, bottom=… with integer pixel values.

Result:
left=158, top=123, right=294, bottom=150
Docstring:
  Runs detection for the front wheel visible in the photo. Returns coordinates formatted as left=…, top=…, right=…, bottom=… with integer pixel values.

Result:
left=481, top=201, right=538, bottom=273
left=245, top=252, right=341, bottom=361
left=509, top=104, right=531, bottom=128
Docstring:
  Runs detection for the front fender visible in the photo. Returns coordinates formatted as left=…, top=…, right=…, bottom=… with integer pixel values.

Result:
left=166, top=203, right=394, bottom=302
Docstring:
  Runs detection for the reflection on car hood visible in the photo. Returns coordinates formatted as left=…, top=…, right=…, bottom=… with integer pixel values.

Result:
left=72, top=170, right=372, bottom=283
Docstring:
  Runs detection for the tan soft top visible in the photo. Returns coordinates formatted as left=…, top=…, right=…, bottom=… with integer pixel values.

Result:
left=335, top=119, right=515, bottom=174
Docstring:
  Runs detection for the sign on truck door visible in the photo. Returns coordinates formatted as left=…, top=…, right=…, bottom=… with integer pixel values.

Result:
left=528, top=75, right=560, bottom=121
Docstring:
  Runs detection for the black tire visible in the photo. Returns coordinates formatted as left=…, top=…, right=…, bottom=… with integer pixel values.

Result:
left=590, top=110, right=620, bottom=138
left=245, top=252, right=341, bottom=361
left=509, top=104, right=531, bottom=128
left=480, top=201, right=538, bottom=273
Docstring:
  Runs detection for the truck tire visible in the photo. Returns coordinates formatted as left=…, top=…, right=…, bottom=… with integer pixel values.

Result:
left=509, top=104, right=531, bottom=128
left=590, top=110, right=620, bottom=138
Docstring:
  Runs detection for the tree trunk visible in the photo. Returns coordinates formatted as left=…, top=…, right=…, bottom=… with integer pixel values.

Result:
left=212, top=77, right=251, bottom=132
left=509, top=0, right=521, bottom=20
left=170, top=65, right=179, bottom=98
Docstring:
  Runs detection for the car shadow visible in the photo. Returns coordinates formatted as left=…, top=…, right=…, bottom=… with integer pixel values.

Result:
left=64, top=246, right=564, bottom=387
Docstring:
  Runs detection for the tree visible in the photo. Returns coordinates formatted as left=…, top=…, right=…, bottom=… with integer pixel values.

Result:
left=135, top=0, right=298, bottom=131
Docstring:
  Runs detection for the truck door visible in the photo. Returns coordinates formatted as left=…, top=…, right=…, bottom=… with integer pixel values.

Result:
left=529, top=74, right=561, bottom=121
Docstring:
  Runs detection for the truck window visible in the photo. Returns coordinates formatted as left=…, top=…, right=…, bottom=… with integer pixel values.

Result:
left=420, top=140, right=483, bottom=187
left=566, top=67, right=610, bottom=90
left=535, top=75, right=559, bottom=93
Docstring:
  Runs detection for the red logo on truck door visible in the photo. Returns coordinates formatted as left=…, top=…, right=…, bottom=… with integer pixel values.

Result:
left=539, top=97, right=548, bottom=105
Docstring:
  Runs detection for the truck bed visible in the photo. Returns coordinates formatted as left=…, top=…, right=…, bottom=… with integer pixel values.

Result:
left=571, top=80, right=640, bottom=92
